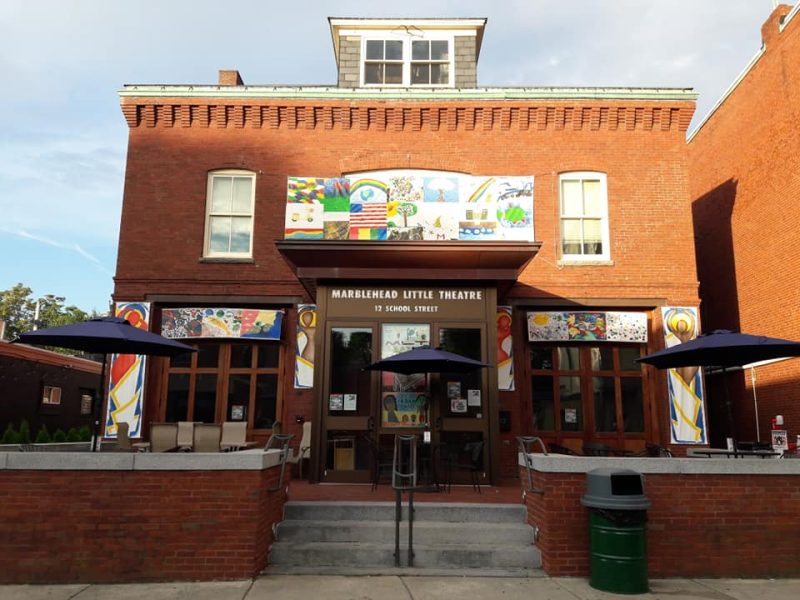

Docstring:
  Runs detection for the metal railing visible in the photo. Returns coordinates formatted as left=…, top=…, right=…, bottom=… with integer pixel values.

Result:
left=517, top=436, right=547, bottom=495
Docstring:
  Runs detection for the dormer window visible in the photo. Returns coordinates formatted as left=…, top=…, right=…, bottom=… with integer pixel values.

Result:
left=361, top=36, right=453, bottom=87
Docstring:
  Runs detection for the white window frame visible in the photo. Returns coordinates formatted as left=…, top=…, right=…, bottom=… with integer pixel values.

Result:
left=558, top=172, right=611, bottom=262
left=42, top=385, right=62, bottom=406
left=203, top=170, right=256, bottom=259
left=360, top=33, right=455, bottom=88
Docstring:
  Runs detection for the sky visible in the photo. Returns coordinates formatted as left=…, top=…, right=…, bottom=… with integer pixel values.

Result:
left=0, top=0, right=791, bottom=313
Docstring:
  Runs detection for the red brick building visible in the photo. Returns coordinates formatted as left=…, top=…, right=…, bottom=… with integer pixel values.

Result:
left=689, top=4, right=800, bottom=446
left=114, top=17, right=701, bottom=483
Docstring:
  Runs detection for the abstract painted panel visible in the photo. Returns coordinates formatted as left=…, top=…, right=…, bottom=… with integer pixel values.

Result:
left=295, top=305, right=316, bottom=389
left=662, top=307, right=707, bottom=444
left=497, top=306, right=515, bottom=391
left=105, top=302, right=150, bottom=438
left=528, top=311, right=648, bottom=343
left=287, top=177, right=325, bottom=203
left=161, top=308, right=284, bottom=340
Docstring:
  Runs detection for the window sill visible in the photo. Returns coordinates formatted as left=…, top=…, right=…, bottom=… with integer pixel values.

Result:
left=199, top=257, right=255, bottom=264
left=557, top=259, right=615, bottom=267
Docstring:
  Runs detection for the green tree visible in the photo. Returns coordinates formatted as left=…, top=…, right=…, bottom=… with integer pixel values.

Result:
left=0, top=284, right=96, bottom=354
left=18, top=420, right=31, bottom=444
left=34, top=425, right=51, bottom=444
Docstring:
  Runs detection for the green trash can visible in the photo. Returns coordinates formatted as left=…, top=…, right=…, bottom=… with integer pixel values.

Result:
left=580, top=468, right=650, bottom=594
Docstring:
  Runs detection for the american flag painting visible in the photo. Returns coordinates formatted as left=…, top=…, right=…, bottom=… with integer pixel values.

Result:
left=350, top=202, right=387, bottom=228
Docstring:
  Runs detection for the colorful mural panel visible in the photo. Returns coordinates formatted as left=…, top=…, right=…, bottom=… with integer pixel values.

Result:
left=105, top=302, right=150, bottom=438
left=527, top=311, right=648, bottom=343
left=285, top=203, right=323, bottom=239
left=424, top=176, right=460, bottom=202
left=295, top=305, right=316, bottom=389
left=382, top=391, right=429, bottom=428
left=497, top=306, right=515, bottom=391
left=284, top=172, right=535, bottom=242
left=161, top=308, right=284, bottom=340
left=662, top=307, right=707, bottom=445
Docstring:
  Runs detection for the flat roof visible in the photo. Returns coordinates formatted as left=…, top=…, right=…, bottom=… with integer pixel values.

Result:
left=119, top=85, right=697, bottom=102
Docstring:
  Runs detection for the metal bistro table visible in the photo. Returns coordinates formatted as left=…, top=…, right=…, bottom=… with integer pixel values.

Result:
left=688, top=447, right=781, bottom=459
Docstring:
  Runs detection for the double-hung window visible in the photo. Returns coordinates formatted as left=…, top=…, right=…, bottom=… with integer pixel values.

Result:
left=363, top=36, right=452, bottom=87
left=204, top=170, right=255, bottom=258
left=559, top=172, right=610, bottom=261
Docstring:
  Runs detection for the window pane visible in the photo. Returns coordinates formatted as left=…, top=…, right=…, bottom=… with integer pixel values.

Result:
left=365, top=62, right=383, bottom=84
left=561, top=219, right=582, bottom=254
left=530, top=346, right=553, bottom=370
left=583, top=219, right=602, bottom=255
left=194, top=374, right=217, bottom=422
left=411, top=63, right=429, bottom=85
left=385, top=63, right=402, bottom=84
left=211, top=177, right=232, bottom=212
left=583, top=180, right=602, bottom=215
left=619, top=347, right=641, bottom=371
left=561, top=180, right=583, bottom=216
left=431, top=40, right=449, bottom=60
left=621, top=378, right=644, bottom=432
left=412, top=40, right=429, bottom=60
left=556, top=347, right=580, bottom=370
left=197, top=344, right=219, bottom=368
left=366, top=40, right=383, bottom=60
left=170, top=349, right=193, bottom=369
left=254, top=374, right=278, bottom=428
left=385, top=40, right=402, bottom=60
left=165, top=374, right=189, bottom=422
left=209, top=216, right=231, bottom=253
left=231, top=177, right=252, bottom=213
left=560, top=376, right=583, bottom=431
left=331, top=328, right=373, bottom=394
left=589, top=347, right=613, bottom=371
left=593, top=377, right=616, bottom=432
left=257, top=344, right=280, bottom=368
left=227, top=374, right=250, bottom=421
left=532, top=376, right=554, bottom=431
left=230, top=217, right=251, bottom=253
left=431, top=63, right=448, bottom=84
left=230, top=343, right=253, bottom=368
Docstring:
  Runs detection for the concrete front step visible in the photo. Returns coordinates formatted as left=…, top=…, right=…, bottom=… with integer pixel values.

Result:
left=276, top=519, right=534, bottom=545
left=268, top=500, right=542, bottom=576
left=283, top=501, right=527, bottom=523
left=268, top=541, right=540, bottom=569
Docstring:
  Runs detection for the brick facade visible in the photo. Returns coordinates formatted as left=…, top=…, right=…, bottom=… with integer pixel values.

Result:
left=689, top=4, right=800, bottom=444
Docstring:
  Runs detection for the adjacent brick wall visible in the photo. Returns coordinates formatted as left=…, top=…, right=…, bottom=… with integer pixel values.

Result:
left=689, top=5, right=800, bottom=443
left=0, top=467, right=289, bottom=583
left=522, top=462, right=800, bottom=578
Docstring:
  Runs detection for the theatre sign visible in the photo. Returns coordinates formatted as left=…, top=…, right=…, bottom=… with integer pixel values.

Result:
left=326, top=286, right=489, bottom=320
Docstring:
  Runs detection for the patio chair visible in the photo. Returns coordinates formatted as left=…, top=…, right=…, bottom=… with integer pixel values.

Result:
left=176, top=421, right=195, bottom=452
left=583, top=442, right=615, bottom=456
left=365, top=434, right=394, bottom=491
left=441, top=440, right=484, bottom=493
left=116, top=421, right=148, bottom=452
left=220, top=421, right=258, bottom=452
left=285, top=421, right=312, bottom=478
left=150, top=423, right=179, bottom=452
left=193, top=423, right=222, bottom=453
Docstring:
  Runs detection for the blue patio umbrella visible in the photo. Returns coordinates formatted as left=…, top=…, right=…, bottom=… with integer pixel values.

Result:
left=15, top=317, right=196, bottom=451
left=365, top=345, right=490, bottom=375
left=637, top=330, right=800, bottom=442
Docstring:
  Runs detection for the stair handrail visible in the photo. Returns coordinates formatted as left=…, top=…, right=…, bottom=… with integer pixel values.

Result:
left=266, top=433, right=295, bottom=492
left=392, top=434, right=418, bottom=567
left=516, top=436, right=546, bottom=495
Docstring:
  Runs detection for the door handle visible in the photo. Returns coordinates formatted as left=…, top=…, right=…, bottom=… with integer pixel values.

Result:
left=368, top=416, right=375, bottom=431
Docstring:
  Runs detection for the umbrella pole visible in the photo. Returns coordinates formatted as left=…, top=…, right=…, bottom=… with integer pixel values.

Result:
left=92, top=353, right=108, bottom=453
left=722, top=367, right=736, bottom=450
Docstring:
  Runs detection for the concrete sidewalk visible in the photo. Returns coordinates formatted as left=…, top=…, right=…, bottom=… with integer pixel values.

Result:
left=2, top=576, right=799, bottom=600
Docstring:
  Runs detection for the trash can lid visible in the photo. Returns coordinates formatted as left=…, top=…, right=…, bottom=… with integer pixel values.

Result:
left=580, top=467, right=651, bottom=510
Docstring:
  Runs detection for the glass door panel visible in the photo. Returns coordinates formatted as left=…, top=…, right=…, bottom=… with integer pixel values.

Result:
left=322, top=326, right=374, bottom=483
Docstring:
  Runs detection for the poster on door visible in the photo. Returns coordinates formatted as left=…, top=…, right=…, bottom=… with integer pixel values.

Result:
left=382, top=392, right=429, bottom=428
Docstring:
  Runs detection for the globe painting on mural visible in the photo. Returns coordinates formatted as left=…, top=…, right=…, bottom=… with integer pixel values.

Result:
left=105, top=302, right=150, bottom=438
left=662, top=307, right=707, bottom=444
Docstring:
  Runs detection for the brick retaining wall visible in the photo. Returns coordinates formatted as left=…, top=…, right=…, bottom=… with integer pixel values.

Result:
left=521, top=455, right=800, bottom=578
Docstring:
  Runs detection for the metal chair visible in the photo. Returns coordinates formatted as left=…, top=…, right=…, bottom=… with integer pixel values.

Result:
left=192, top=423, right=222, bottom=453
left=442, top=440, right=484, bottom=493
left=176, top=421, right=195, bottom=452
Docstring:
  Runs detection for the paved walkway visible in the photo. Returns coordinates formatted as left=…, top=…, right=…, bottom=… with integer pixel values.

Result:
left=2, top=576, right=799, bottom=600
